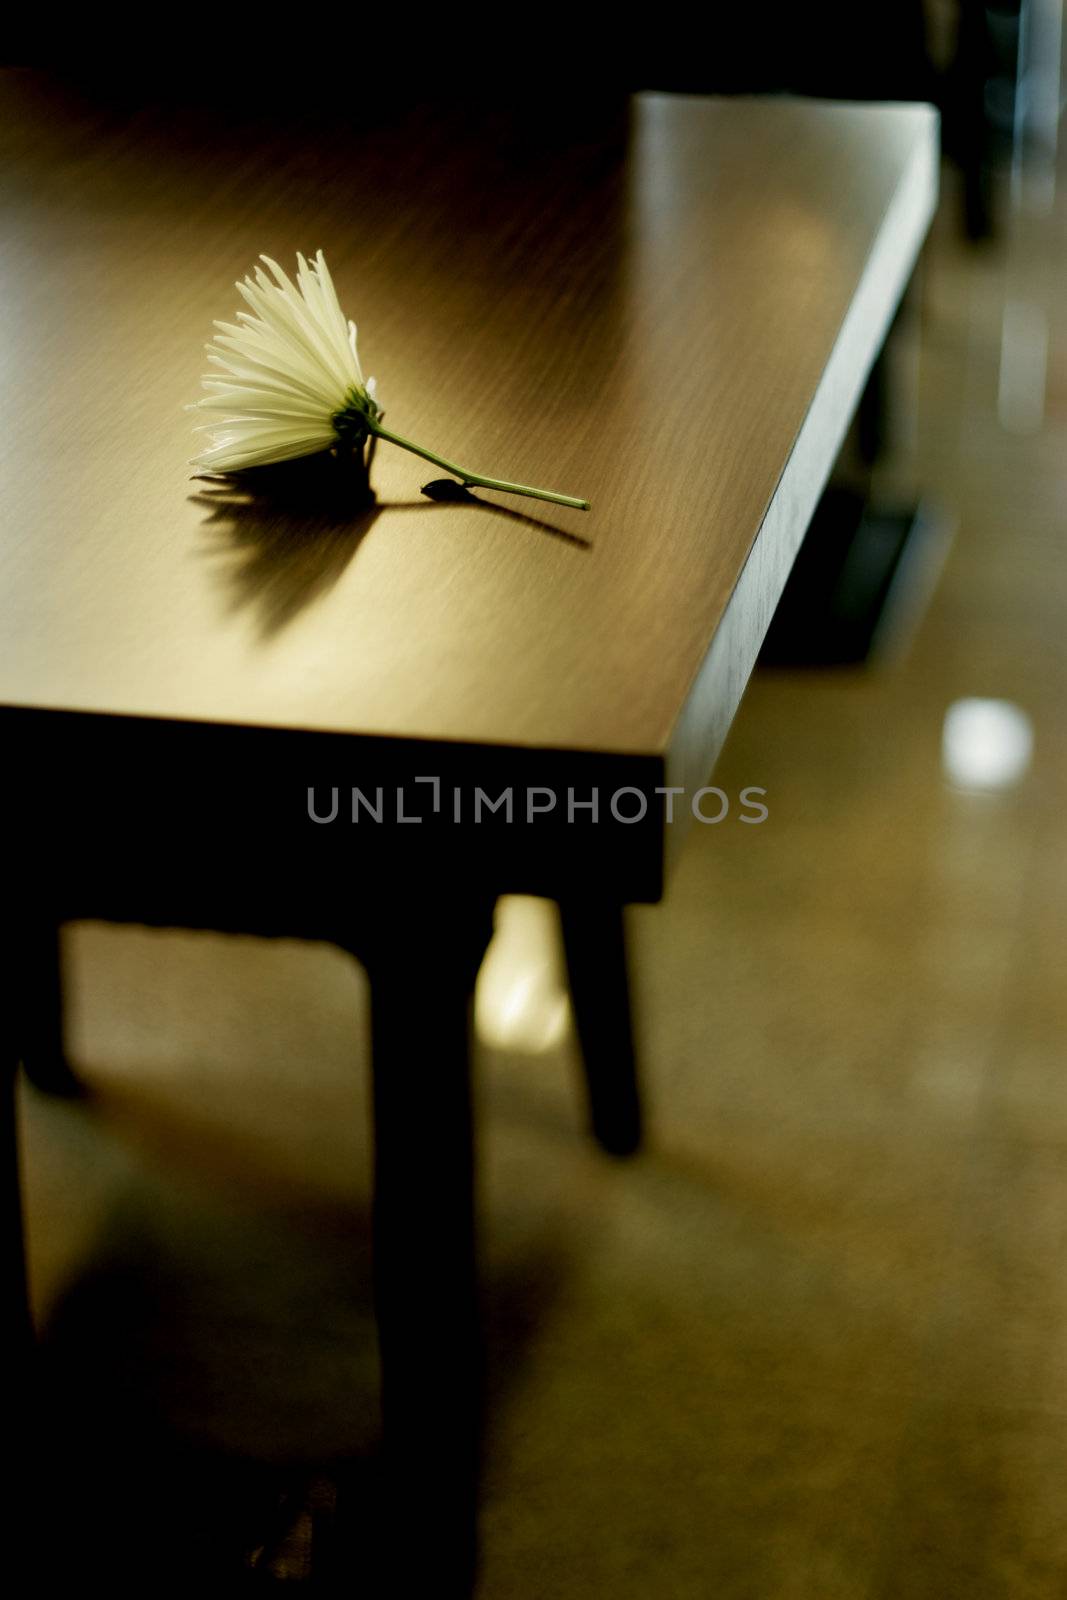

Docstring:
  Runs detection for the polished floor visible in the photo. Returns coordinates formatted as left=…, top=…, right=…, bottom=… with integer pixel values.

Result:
left=18, top=157, right=1067, bottom=1594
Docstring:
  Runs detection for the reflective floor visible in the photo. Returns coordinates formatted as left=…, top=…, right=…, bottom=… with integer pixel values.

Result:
left=19, top=156, right=1067, bottom=1594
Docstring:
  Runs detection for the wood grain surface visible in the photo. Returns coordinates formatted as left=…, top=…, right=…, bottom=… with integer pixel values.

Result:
left=0, top=76, right=936, bottom=805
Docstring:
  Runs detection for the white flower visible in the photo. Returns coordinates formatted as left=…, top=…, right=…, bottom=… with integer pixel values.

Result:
left=189, top=250, right=379, bottom=474
left=190, top=251, right=590, bottom=511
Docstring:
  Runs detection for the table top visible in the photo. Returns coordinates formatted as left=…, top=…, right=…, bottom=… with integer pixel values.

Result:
left=0, top=80, right=936, bottom=899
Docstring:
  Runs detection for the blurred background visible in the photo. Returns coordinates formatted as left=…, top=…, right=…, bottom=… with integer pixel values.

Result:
left=17, top=7, right=1067, bottom=1591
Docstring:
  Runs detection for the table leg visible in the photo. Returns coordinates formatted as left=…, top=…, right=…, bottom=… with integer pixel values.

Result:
left=19, top=919, right=83, bottom=1099
left=560, top=900, right=643, bottom=1157
left=4, top=1082, right=31, bottom=1358
left=3, top=995, right=36, bottom=1581
left=347, top=893, right=495, bottom=1595
left=2, top=922, right=34, bottom=1352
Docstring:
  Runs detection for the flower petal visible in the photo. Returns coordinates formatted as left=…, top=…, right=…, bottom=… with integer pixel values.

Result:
left=191, top=251, right=374, bottom=472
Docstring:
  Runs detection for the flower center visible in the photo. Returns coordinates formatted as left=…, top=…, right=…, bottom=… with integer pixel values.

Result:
left=332, top=386, right=381, bottom=450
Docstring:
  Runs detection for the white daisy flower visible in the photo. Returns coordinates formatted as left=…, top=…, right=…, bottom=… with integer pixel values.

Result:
left=190, top=251, right=589, bottom=512
left=190, top=251, right=380, bottom=474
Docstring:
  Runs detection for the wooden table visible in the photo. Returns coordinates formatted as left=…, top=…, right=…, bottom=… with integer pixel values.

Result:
left=1, top=76, right=937, bottom=1591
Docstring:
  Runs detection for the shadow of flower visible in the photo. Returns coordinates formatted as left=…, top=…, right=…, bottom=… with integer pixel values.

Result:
left=419, top=478, right=593, bottom=551
left=191, top=452, right=384, bottom=640
left=192, top=449, right=591, bottom=641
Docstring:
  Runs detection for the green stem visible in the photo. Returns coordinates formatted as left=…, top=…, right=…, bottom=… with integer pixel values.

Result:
left=368, top=421, right=590, bottom=511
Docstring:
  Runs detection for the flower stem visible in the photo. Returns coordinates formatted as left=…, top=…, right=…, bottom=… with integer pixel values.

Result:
left=367, top=422, right=590, bottom=511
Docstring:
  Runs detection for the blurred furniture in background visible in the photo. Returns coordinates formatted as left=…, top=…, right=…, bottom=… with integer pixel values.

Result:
left=645, top=3, right=1061, bottom=663
left=642, top=1, right=1062, bottom=241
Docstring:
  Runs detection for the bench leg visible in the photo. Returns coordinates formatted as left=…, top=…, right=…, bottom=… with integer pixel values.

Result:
left=560, top=900, right=643, bottom=1157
